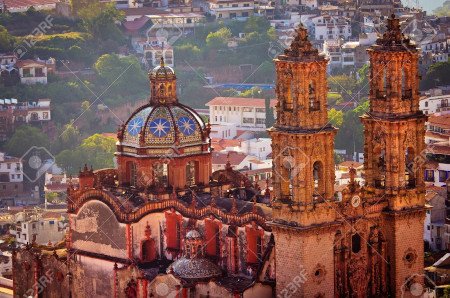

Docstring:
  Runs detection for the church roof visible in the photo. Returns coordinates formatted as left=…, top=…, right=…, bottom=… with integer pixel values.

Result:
left=117, top=59, right=209, bottom=154
left=169, top=257, right=222, bottom=280
left=120, top=103, right=206, bottom=150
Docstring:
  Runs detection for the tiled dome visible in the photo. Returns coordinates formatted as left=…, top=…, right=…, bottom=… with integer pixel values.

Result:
left=168, top=258, right=222, bottom=280
left=121, top=103, right=206, bottom=149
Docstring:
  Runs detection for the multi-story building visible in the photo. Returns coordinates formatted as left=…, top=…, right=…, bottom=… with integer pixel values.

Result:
left=10, top=211, right=66, bottom=246
left=132, top=37, right=175, bottom=68
left=0, top=98, right=51, bottom=141
left=0, top=152, right=23, bottom=201
left=0, top=53, right=16, bottom=66
left=15, top=59, right=55, bottom=85
left=207, top=0, right=254, bottom=19
left=309, top=15, right=352, bottom=41
left=358, top=0, right=399, bottom=16
left=206, top=97, right=276, bottom=131
left=420, top=94, right=450, bottom=115
left=424, top=114, right=450, bottom=188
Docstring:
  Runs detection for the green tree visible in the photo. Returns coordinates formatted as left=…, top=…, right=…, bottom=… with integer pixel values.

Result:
left=56, top=134, right=115, bottom=175
left=434, top=1, right=450, bottom=17
left=420, top=60, right=450, bottom=90
left=174, top=43, right=202, bottom=62
left=328, top=108, right=344, bottom=127
left=4, top=126, right=50, bottom=157
left=206, top=27, right=232, bottom=49
left=58, top=123, right=81, bottom=151
left=328, top=75, right=358, bottom=94
left=78, top=3, right=125, bottom=45
left=0, top=25, right=14, bottom=52
left=243, top=16, right=270, bottom=34
left=335, top=100, right=369, bottom=154
left=94, top=54, right=147, bottom=102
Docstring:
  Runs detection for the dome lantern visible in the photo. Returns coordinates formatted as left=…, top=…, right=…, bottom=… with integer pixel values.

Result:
left=149, top=57, right=177, bottom=105
left=116, top=59, right=212, bottom=192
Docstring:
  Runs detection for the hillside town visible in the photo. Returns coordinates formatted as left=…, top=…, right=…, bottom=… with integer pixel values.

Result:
left=0, top=0, right=448, bottom=297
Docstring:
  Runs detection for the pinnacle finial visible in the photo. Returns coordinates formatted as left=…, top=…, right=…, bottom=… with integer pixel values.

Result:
left=281, top=23, right=320, bottom=60
left=160, top=57, right=165, bottom=67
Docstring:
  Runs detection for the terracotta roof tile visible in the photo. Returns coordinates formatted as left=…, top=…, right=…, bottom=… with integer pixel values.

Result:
left=428, top=114, right=450, bottom=129
left=212, top=151, right=248, bottom=165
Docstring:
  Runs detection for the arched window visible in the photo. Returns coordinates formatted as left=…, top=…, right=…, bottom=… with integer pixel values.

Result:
left=352, top=233, right=361, bottom=254
left=375, top=149, right=386, bottom=189
left=186, top=161, right=198, bottom=186
left=284, top=79, right=294, bottom=110
left=313, top=161, right=324, bottom=198
left=309, top=81, right=319, bottom=111
left=405, top=147, right=415, bottom=188
left=153, top=163, right=168, bottom=187
left=280, top=157, right=294, bottom=199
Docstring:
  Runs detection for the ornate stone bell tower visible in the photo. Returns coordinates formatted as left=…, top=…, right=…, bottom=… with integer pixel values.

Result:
left=269, top=25, right=338, bottom=297
left=270, top=25, right=336, bottom=210
left=361, top=14, right=426, bottom=297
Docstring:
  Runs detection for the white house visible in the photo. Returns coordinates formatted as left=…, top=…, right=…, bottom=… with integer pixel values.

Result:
left=15, top=59, right=55, bottom=85
left=207, top=0, right=254, bottom=19
left=420, top=95, right=450, bottom=115
left=0, top=152, right=23, bottom=198
left=310, top=15, right=352, bottom=41
left=25, top=99, right=51, bottom=122
left=209, top=122, right=237, bottom=139
left=0, top=54, right=16, bottom=66
left=206, top=97, right=276, bottom=131
left=132, top=37, right=175, bottom=68
left=240, top=138, right=272, bottom=160
left=11, top=211, right=66, bottom=246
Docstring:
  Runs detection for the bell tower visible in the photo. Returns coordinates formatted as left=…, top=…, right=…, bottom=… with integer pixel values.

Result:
left=269, top=25, right=338, bottom=297
left=361, top=14, right=426, bottom=296
left=270, top=25, right=336, bottom=210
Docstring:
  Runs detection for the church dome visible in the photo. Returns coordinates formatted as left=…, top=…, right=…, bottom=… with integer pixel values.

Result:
left=120, top=103, right=207, bottom=149
left=117, top=58, right=210, bottom=154
left=169, top=258, right=222, bottom=280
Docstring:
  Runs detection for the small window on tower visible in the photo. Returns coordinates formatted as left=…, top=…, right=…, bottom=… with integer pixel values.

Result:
left=309, top=82, right=320, bottom=111
left=351, top=233, right=361, bottom=254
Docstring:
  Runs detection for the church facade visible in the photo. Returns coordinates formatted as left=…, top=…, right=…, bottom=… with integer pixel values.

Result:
left=13, top=15, right=426, bottom=298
